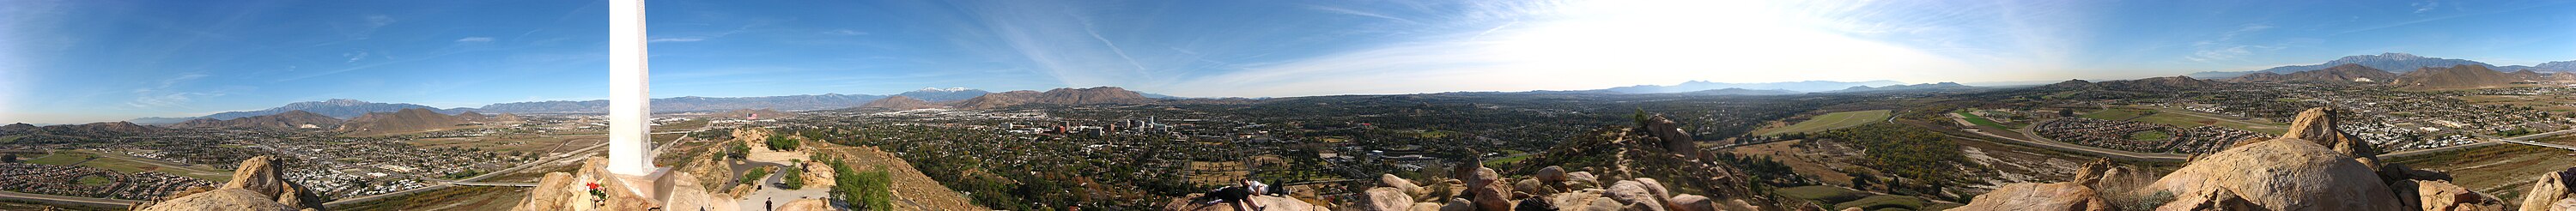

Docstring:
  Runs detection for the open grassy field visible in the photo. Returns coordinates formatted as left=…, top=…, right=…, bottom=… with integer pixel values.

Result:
left=25, top=150, right=231, bottom=181
left=2388, top=143, right=2576, bottom=202
left=1955, top=111, right=2010, bottom=129
left=2126, top=130, right=2172, bottom=141
left=1760, top=110, right=1893, bottom=136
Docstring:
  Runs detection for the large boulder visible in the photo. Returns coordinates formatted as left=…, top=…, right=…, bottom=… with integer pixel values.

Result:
left=1643, top=115, right=1700, bottom=157
left=2145, top=136, right=2403, bottom=210
left=1947, top=182, right=2111, bottom=211
left=136, top=189, right=297, bottom=211
left=2154, top=187, right=2259, bottom=211
left=2279, top=107, right=2378, bottom=161
left=2525, top=167, right=2576, bottom=211
left=517, top=172, right=577, bottom=211
left=1364, top=187, right=1415, bottom=211
left=1566, top=172, right=1600, bottom=190
left=2414, top=180, right=2504, bottom=211
left=1537, top=166, right=1569, bottom=184
left=1667, top=195, right=1714, bottom=211
left=1605, top=180, right=1667, bottom=211
left=1382, top=174, right=1425, bottom=197
left=221, top=156, right=288, bottom=197
left=1466, top=167, right=1512, bottom=211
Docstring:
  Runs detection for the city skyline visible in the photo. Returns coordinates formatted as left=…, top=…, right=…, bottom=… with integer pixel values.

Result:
left=6, top=0, right=2576, bottom=124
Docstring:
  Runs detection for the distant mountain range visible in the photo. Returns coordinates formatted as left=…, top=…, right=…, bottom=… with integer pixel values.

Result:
left=2227, top=63, right=2399, bottom=83
left=207, top=99, right=443, bottom=120
left=1601, top=80, right=1907, bottom=93
left=952, top=87, right=1163, bottom=109
left=892, top=87, right=991, bottom=102
left=1826, top=82, right=1981, bottom=93
left=857, top=96, right=941, bottom=110
left=172, top=110, right=343, bottom=130
left=2189, top=53, right=2575, bottom=79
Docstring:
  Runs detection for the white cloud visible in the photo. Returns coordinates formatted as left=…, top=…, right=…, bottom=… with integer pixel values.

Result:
left=343, top=51, right=369, bottom=63
left=454, top=37, right=494, bottom=43
left=825, top=29, right=867, bottom=35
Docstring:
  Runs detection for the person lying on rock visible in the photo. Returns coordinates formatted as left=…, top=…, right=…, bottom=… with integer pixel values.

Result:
left=1198, top=180, right=1266, bottom=210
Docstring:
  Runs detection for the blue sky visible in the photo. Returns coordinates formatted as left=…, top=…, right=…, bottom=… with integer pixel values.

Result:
left=3, top=0, right=2575, bottom=124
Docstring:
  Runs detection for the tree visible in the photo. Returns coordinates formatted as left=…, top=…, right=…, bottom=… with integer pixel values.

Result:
left=834, top=164, right=893, bottom=210
left=781, top=166, right=806, bottom=190
left=726, top=142, right=750, bottom=160
left=2, top=154, right=15, bottom=163
left=2059, top=108, right=2076, bottom=118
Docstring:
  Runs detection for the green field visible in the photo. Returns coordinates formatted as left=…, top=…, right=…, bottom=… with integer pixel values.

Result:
left=1955, top=111, right=2009, bottom=129
left=1835, top=195, right=1943, bottom=211
left=76, top=176, right=110, bottom=185
left=25, top=152, right=95, bottom=166
left=2127, top=130, right=2172, bottom=141
left=1762, top=110, right=1893, bottom=136
left=24, top=150, right=231, bottom=181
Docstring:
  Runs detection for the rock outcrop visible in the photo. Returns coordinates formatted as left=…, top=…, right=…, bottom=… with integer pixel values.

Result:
left=1948, top=182, right=2111, bottom=211
left=1160, top=194, right=1327, bottom=211
left=2524, top=167, right=2576, bottom=211
left=1959, top=107, right=2510, bottom=211
left=511, top=157, right=739, bottom=211
left=1641, top=114, right=1700, bottom=158
left=133, top=155, right=324, bottom=211
left=1334, top=167, right=1753, bottom=211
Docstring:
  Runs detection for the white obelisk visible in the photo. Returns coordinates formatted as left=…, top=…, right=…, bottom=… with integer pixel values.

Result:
left=606, top=0, right=653, bottom=177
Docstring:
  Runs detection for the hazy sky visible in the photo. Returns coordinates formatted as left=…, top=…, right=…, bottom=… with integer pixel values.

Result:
left=3, top=0, right=2575, bottom=124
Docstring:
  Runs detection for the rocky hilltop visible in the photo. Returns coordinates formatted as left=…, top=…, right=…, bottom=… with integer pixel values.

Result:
left=172, top=110, right=343, bottom=130
left=2230, top=63, right=2400, bottom=83
left=1953, top=107, right=2576, bottom=211
left=951, top=87, right=1161, bottom=109
left=336, top=108, right=479, bottom=136
left=2396, top=65, right=2517, bottom=89
left=131, top=155, right=326, bottom=211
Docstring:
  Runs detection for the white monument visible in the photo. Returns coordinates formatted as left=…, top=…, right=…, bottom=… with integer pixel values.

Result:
left=606, top=0, right=654, bottom=177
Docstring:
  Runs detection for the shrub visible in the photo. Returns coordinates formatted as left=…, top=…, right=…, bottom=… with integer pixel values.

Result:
left=834, top=164, right=893, bottom=210
left=781, top=166, right=806, bottom=190
left=767, top=136, right=800, bottom=151
left=742, top=166, right=771, bottom=185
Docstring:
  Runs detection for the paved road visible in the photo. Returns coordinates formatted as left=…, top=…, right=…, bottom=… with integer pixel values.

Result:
left=0, top=190, right=140, bottom=208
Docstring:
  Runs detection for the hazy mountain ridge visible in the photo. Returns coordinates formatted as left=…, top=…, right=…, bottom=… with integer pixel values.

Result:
left=1601, top=80, right=1905, bottom=93
left=1826, top=81, right=1980, bottom=93
left=2188, top=52, right=2576, bottom=78
left=893, top=87, right=992, bottom=102
left=2227, top=63, right=2399, bottom=83
left=459, top=93, right=887, bottom=114
left=199, top=99, right=443, bottom=120
left=951, top=87, right=1162, bottom=109
left=857, top=96, right=942, bottom=110
left=171, top=110, right=343, bottom=130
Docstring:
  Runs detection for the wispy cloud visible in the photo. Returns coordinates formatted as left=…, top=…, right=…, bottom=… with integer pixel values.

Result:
left=1305, top=5, right=1421, bottom=25
left=343, top=51, right=369, bottom=63
left=454, top=37, right=493, bottom=43
left=125, top=73, right=225, bottom=109
left=2185, top=23, right=2275, bottom=62
left=2411, top=0, right=2440, bottom=14
left=647, top=38, right=705, bottom=42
